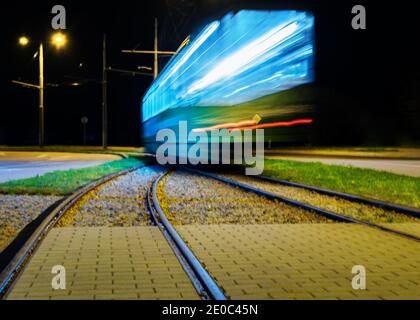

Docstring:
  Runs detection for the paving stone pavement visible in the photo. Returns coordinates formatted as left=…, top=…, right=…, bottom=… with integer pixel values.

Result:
left=6, top=227, right=199, bottom=300
left=176, top=224, right=420, bottom=300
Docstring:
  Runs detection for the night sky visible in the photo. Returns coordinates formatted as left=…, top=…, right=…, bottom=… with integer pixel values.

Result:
left=1, top=0, right=419, bottom=146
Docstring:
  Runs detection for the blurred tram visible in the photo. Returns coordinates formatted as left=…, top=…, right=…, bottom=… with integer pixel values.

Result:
left=142, top=10, right=316, bottom=157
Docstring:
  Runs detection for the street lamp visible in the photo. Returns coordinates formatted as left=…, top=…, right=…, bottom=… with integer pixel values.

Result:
left=51, top=32, right=67, bottom=49
left=17, top=32, right=67, bottom=148
left=19, top=36, right=29, bottom=46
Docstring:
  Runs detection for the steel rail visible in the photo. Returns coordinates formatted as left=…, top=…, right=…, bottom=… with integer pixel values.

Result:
left=146, top=182, right=210, bottom=300
left=0, top=165, right=144, bottom=298
left=184, top=167, right=420, bottom=243
left=256, top=175, right=420, bottom=219
left=149, top=170, right=227, bottom=300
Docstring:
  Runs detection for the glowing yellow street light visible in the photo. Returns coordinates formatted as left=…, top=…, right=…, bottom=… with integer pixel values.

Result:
left=51, top=32, right=67, bottom=49
left=15, top=32, right=68, bottom=147
left=19, top=36, right=29, bottom=46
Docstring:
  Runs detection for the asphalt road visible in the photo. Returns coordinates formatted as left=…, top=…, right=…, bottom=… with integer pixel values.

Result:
left=266, top=155, right=420, bottom=177
left=0, top=152, right=121, bottom=183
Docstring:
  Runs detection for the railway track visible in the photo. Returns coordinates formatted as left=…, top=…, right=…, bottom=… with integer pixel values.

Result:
left=147, top=171, right=226, bottom=300
left=256, top=174, right=420, bottom=218
left=0, top=165, right=225, bottom=300
left=183, top=167, right=420, bottom=242
left=154, top=167, right=420, bottom=299
left=0, top=164, right=144, bottom=297
left=1, top=162, right=418, bottom=300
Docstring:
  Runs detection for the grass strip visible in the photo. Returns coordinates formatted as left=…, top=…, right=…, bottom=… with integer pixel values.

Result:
left=0, top=157, right=144, bottom=196
left=263, top=159, right=420, bottom=208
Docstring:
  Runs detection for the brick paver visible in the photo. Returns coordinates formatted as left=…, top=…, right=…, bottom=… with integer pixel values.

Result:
left=7, top=227, right=199, bottom=300
left=177, top=224, right=420, bottom=300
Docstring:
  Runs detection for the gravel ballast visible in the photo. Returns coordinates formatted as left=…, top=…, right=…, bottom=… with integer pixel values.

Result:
left=158, top=171, right=333, bottom=225
left=0, top=195, right=61, bottom=252
left=56, top=166, right=162, bottom=227
left=216, top=173, right=420, bottom=225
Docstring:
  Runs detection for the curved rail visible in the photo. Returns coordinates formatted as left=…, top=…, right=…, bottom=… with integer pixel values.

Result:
left=184, top=167, right=420, bottom=242
left=257, top=175, right=420, bottom=219
left=148, top=170, right=227, bottom=300
left=0, top=164, right=144, bottom=298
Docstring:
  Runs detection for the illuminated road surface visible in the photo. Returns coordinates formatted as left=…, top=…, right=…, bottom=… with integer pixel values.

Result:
left=266, top=155, right=420, bottom=177
left=0, top=152, right=121, bottom=183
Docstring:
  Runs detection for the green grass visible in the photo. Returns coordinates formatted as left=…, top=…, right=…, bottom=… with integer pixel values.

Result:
left=0, top=157, right=145, bottom=196
left=263, top=159, right=420, bottom=208
left=0, top=145, right=145, bottom=158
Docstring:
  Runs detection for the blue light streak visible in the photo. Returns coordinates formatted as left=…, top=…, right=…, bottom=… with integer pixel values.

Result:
left=142, top=10, right=315, bottom=122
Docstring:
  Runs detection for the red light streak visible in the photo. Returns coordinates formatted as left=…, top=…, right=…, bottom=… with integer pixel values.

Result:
left=194, top=118, right=313, bottom=133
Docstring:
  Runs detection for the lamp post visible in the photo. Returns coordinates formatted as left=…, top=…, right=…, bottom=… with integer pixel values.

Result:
left=102, top=34, right=107, bottom=149
left=39, top=43, right=44, bottom=148
left=17, top=32, right=67, bottom=148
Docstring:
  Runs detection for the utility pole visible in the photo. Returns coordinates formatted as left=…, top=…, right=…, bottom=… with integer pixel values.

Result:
left=100, top=34, right=157, bottom=150
left=122, top=18, right=185, bottom=78
left=39, top=43, right=44, bottom=148
left=154, top=18, right=158, bottom=79
left=102, top=34, right=108, bottom=149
